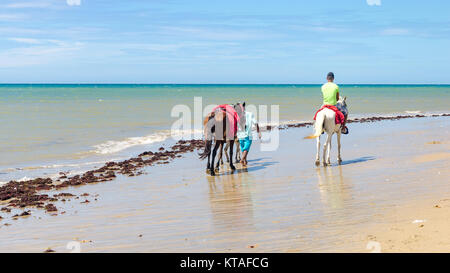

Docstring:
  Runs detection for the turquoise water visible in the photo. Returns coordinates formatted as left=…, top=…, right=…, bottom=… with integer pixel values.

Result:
left=0, top=84, right=449, bottom=182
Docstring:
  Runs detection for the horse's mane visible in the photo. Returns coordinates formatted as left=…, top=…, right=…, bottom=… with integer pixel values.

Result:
left=336, top=97, right=348, bottom=115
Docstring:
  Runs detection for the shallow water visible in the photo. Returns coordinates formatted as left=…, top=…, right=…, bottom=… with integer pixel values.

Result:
left=0, top=117, right=448, bottom=252
left=0, top=84, right=449, bottom=182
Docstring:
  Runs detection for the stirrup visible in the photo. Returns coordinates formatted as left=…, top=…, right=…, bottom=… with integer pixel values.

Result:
left=341, top=126, right=349, bottom=135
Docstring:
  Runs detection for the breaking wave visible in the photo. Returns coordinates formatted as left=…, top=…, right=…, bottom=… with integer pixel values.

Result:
left=92, top=129, right=203, bottom=155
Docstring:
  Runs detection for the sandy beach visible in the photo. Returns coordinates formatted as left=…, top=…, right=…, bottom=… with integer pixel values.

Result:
left=2, top=0, right=450, bottom=260
left=0, top=115, right=448, bottom=253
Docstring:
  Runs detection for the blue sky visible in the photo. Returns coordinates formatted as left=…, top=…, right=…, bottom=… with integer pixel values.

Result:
left=0, top=0, right=449, bottom=83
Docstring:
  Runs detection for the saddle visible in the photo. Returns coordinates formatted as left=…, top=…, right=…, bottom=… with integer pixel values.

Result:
left=313, top=105, right=345, bottom=125
left=212, top=104, right=240, bottom=137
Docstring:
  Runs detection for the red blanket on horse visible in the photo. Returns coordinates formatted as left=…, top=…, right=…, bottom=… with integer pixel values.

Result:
left=212, top=104, right=240, bottom=137
left=314, top=105, right=345, bottom=124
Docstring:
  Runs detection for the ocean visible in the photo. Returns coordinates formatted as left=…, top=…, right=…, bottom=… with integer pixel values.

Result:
left=1, top=84, right=449, bottom=183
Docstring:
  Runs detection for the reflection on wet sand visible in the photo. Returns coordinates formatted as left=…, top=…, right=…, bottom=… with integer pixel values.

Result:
left=1, top=117, right=447, bottom=252
left=207, top=166, right=255, bottom=232
left=316, top=166, right=352, bottom=212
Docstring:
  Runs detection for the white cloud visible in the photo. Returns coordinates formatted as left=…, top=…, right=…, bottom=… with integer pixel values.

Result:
left=367, top=0, right=381, bottom=6
left=0, top=41, right=83, bottom=68
left=66, top=0, right=81, bottom=6
left=7, top=38, right=70, bottom=46
left=0, top=13, right=26, bottom=21
left=381, top=28, right=410, bottom=36
left=289, top=24, right=348, bottom=33
left=8, top=37, right=42, bottom=44
left=159, top=26, right=277, bottom=41
left=4, top=2, right=52, bottom=8
left=121, top=41, right=239, bottom=52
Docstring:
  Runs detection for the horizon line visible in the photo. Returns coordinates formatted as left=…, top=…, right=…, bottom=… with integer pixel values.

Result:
left=1, top=83, right=450, bottom=86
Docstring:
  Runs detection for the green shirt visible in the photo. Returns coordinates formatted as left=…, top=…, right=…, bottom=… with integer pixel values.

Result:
left=321, top=82, right=339, bottom=105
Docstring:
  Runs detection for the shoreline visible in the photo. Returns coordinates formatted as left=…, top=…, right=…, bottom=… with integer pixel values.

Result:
left=2, top=83, right=450, bottom=86
left=1, top=113, right=449, bottom=219
left=278, top=112, right=450, bottom=129
left=0, top=115, right=448, bottom=252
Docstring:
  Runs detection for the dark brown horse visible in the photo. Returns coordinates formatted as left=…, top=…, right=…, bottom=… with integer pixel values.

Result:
left=199, top=103, right=245, bottom=176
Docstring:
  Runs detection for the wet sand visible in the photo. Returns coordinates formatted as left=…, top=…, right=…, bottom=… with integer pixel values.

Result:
left=0, top=116, right=449, bottom=252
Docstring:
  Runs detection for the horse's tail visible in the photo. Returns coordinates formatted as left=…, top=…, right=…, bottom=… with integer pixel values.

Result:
left=199, top=113, right=215, bottom=160
left=304, top=111, right=325, bottom=139
left=198, top=140, right=212, bottom=160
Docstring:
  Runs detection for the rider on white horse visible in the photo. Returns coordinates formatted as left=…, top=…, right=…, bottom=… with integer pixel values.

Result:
left=305, top=72, right=349, bottom=166
left=321, top=72, right=348, bottom=134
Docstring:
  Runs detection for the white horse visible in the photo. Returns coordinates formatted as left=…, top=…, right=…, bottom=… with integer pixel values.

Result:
left=306, top=97, right=348, bottom=167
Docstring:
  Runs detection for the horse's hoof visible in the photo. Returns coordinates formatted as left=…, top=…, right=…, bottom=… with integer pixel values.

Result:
left=315, top=160, right=320, bottom=166
left=206, top=169, right=211, bottom=174
left=230, top=165, right=236, bottom=171
left=323, top=162, right=329, bottom=167
left=337, top=159, right=342, bottom=165
left=210, top=170, right=216, bottom=176
left=214, top=168, right=219, bottom=173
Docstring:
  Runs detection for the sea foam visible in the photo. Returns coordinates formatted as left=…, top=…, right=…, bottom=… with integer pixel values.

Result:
left=92, top=129, right=203, bottom=154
